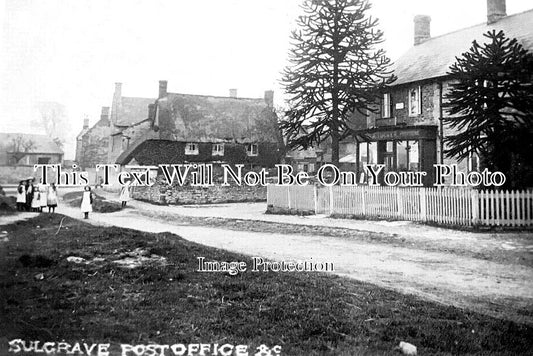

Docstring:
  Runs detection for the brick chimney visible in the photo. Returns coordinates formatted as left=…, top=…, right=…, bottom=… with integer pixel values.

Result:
left=100, top=106, right=109, bottom=126
left=111, top=82, right=122, bottom=125
left=229, top=89, right=237, bottom=98
left=487, top=0, right=506, bottom=24
left=264, top=90, right=274, bottom=107
left=159, top=80, right=168, bottom=99
left=414, top=15, right=431, bottom=46
left=100, top=106, right=110, bottom=120
left=83, top=118, right=89, bottom=129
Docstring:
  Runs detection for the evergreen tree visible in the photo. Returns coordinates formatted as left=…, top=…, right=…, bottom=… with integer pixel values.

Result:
left=281, top=0, right=395, bottom=166
left=444, top=30, right=533, bottom=189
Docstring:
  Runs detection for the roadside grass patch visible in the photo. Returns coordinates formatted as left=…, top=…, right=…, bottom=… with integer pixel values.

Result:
left=63, top=190, right=122, bottom=213
left=0, top=214, right=532, bottom=355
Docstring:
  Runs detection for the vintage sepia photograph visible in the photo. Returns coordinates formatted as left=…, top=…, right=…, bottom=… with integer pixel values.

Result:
left=0, top=0, right=532, bottom=355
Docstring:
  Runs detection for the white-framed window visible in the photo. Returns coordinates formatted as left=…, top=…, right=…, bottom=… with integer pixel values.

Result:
left=382, top=93, right=391, bottom=118
left=212, top=143, right=224, bottom=156
left=246, top=143, right=258, bottom=156
left=408, top=86, right=421, bottom=116
left=185, top=142, right=199, bottom=155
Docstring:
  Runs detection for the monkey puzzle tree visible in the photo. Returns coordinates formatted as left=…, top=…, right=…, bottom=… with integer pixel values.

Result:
left=444, top=30, right=533, bottom=189
left=281, top=0, right=395, bottom=166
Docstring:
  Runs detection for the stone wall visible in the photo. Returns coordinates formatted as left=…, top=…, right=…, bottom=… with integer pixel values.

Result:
left=131, top=176, right=266, bottom=205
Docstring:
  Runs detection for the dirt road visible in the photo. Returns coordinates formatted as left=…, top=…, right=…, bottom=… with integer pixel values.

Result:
left=2, top=194, right=532, bottom=324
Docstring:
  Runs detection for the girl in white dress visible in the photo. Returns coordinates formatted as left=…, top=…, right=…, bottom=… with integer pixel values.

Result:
left=39, top=180, right=48, bottom=212
left=119, top=181, right=131, bottom=208
left=16, top=181, right=26, bottom=211
left=81, top=186, right=94, bottom=219
left=47, top=183, right=58, bottom=213
left=31, top=186, right=41, bottom=212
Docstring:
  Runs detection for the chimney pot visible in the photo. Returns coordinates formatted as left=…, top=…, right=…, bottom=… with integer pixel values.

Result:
left=159, top=80, right=168, bottom=99
left=114, top=82, right=122, bottom=96
left=414, top=15, right=431, bottom=46
left=229, top=89, right=238, bottom=98
left=487, top=0, right=506, bottom=24
left=264, top=90, right=274, bottom=107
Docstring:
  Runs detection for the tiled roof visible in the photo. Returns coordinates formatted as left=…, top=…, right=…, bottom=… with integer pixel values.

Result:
left=392, top=9, right=533, bottom=86
left=115, top=96, right=155, bottom=126
left=157, top=93, right=277, bottom=143
left=0, top=133, right=63, bottom=154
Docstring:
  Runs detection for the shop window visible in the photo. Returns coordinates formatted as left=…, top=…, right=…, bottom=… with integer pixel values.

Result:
left=185, top=143, right=199, bottom=155
left=408, top=86, right=421, bottom=116
left=37, top=157, right=50, bottom=164
left=409, top=141, right=419, bottom=171
left=212, top=143, right=224, bottom=156
left=396, top=141, right=408, bottom=171
left=396, top=140, right=420, bottom=171
left=358, top=142, right=378, bottom=172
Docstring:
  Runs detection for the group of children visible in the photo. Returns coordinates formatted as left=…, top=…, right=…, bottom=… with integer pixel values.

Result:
left=15, top=178, right=58, bottom=213
left=15, top=177, right=131, bottom=219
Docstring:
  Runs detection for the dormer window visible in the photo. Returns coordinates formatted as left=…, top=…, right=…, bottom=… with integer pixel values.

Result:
left=212, top=143, right=224, bottom=156
left=246, top=143, right=258, bottom=156
left=408, top=86, right=421, bottom=116
left=185, top=142, right=199, bottom=155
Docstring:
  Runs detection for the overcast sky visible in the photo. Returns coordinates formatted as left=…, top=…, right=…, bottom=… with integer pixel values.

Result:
left=1, top=0, right=531, bottom=159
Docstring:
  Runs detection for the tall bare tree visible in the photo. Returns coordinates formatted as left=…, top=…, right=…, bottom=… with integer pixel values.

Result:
left=9, top=135, right=35, bottom=164
left=34, top=101, right=69, bottom=147
left=282, top=0, right=395, bottom=166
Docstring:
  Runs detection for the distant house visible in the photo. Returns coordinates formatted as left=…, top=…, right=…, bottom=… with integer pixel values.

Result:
left=75, top=107, right=111, bottom=169
left=0, top=133, right=63, bottom=166
left=114, top=81, right=283, bottom=168
left=348, top=0, right=533, bottom=185
left=285, top=138, right=357, bottom=174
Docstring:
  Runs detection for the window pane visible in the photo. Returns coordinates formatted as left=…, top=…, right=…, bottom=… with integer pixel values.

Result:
left=409, top=141, right=419, bottom=171
left=386, top=141, right=394, bottom=153
left=358, top=143, right=367, bottom=172
left=368, top=142, right=377, bottom=164
left=382, top=93, right=390, bottom=118
left=396, top=141, right=408, bottom=171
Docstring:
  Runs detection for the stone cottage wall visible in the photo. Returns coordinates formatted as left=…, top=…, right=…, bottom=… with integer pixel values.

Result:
left=131, top=176, right=266, bottom=205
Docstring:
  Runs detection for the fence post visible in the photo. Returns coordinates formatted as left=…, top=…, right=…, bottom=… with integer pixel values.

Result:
left=361, top=186, right=366, bottom=216
left=419, top=188, right=427, bottom=221
left=471, top=189, right=479, bottom=226
left=313, top=185, right=318, bottom=214
left=287, top=186, right=291, bottom=210
left=396, top=187, right=403, bottom=219
left=329, top=185, right=334, bottom=215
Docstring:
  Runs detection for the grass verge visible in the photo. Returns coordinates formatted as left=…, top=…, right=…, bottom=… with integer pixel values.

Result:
left=63, top=191, right=122, bottom=213
left=0, top=214, right=532, bottom=355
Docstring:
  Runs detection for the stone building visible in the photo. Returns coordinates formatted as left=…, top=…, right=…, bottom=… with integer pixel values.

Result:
left=115, top=81, right=283, bottom=168
left=75, top=107, right=111, bottom=169
left=0, top=133, right=63, bottom=166
left=349, top=0, right=533, bottom=185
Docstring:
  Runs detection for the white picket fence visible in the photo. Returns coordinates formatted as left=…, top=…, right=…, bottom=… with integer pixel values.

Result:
left=267, top=185, right=533, bottom=227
